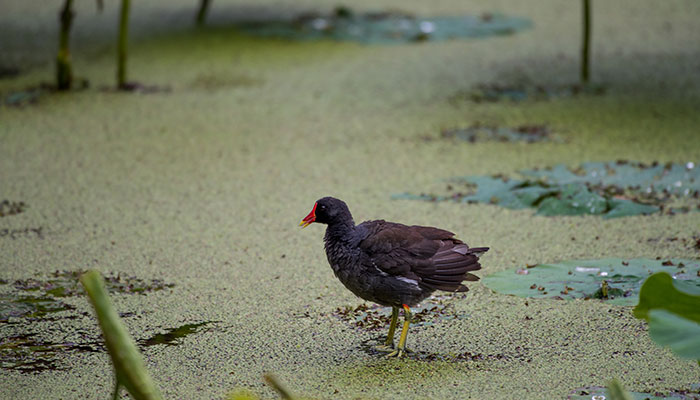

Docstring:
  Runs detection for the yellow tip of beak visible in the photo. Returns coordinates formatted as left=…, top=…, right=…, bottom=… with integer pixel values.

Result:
left=299, top=220, right=312, bottom=228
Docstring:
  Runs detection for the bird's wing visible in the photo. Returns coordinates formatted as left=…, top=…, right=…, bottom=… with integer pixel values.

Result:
left=358, top=221, right=486, bottom=292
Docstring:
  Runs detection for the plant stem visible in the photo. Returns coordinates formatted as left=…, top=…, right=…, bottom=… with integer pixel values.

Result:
left=117, top=0, right=130, bottom=89
left=56, top=0, right=74, bottom=90
left=80, top=270, right=163, bottom=400
left=196, top=0, right=212, bottom=26
left=581, top=0, right=591, bottom=84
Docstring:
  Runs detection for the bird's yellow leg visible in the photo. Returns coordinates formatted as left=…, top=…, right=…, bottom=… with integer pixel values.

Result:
left=387, top=304, right=411, bottom=358
left=374, top=306, right=399, bottom=352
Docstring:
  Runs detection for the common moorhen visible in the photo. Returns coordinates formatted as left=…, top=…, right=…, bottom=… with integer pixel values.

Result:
left=300, top=197, right=488, bottom=357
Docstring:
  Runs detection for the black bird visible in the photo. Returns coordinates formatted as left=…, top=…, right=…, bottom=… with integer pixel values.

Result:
left=300, top=196, right=488, bottom=357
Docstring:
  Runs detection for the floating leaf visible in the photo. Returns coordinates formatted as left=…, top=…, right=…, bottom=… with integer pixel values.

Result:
left=535, top=183, right=608, bottom=216
left=647, top=309, right=700, bottom=360
left=395, top=161, right=698, bottom=218
left=633, top=272, right=700, bottom=362
left=521, top=161, right=700, bottom=196
left=568, top=385, right=697, bottom=400
left=235, top=9, right=531, bottom=45
left=633, top=272, right=700, bottom=322
left=483, top=258, right=700, bottom=305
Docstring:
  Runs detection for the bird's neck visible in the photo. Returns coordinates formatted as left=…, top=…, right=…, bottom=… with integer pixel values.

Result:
left=324, top=219, right=356, bottom=243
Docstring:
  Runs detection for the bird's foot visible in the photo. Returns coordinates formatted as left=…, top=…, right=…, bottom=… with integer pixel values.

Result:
left=373, top=344, right=395, bottom=353
left=385, top=347, right=412, bottom=358
left=385, top=348, right=405, bottom=358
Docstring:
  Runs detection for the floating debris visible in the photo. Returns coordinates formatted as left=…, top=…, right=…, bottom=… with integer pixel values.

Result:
left=451, top=82, right=606, bottom=103
left=333, top=294, right=466, bottom=331
left=140, top=321, right=217, bottom=347
left=12, top=270, right=175, bottom=298
left=0, top=200, right=27, bottom=217
left=1, top=270, right=174, bottom=323
left=0, top=334, right=102, bottom=373
left=235, top=8, right=531, bottom=45
left=0, top=271, right=185, bottom=374
left=359, top=338, right=531, bottom=362
left=438, top=124, right=562, bottom=143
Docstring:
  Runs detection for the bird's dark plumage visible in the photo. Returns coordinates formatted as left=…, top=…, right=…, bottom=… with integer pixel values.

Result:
left=303, top=196, right=488, bottom=307
left=300, top=196, right=489, bottom=357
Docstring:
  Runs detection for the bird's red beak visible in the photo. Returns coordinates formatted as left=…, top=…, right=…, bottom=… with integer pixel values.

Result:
left=299, top=202, right=317, bottom=228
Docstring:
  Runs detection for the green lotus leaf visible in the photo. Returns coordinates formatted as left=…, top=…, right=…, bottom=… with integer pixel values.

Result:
left=483, top=258, right=700, bottom=306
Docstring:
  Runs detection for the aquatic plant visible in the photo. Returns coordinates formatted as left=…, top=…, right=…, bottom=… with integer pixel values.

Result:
left=80, top=270, right=164, bottom=400
left=633, top=272, right=700, bottom=365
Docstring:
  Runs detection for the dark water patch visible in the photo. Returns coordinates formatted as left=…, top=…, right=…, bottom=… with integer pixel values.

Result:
left=235, top=7, right=531, bottom=45
left=568, top=385, right=700, bottom=400
left=0, top=200, right=27, bottom=217
left=451, top=82, right=606, bottom=104
left=139, top=321, right=217, bottom=347
left=393, top=161, right=700, bottom=218
left=333, top=294, right=467, bottom=332
left=0, top=333, right=102, bottom=373
left=482, top=258, right=700, bottom=306
left=433, top=123, right=562, bottom=143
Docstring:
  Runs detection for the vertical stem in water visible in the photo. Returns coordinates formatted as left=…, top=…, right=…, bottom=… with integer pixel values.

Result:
left=117, top=0, right=131, bottom=89
left=581, top=0, right=591, bottom=84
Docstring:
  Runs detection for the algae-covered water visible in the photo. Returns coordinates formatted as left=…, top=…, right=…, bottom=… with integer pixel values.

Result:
left=2, top=1, right=700, bottom=399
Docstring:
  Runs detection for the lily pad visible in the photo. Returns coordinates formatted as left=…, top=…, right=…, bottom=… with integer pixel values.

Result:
left=393, top=161, right=699, bottom=218
left=235, top=8, right=531, bottom=45
left=568, top=385, right=700, bottom=400
left=522, top=161, right=700, bottom=197
left=482, top=258, right=700, bottom=306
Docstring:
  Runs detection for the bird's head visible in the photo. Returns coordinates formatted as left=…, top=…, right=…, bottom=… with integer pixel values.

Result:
left=299, top=197, right=350, bottom=228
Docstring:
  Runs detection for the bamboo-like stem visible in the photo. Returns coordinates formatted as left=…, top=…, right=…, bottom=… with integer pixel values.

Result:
left=56, top=0, right=74, bottom=90
left=80, top=270, right=163, bottom=400
left=263, top=373, right=296, bottom=400
left=117, top=0, right=131, bottom=89
left=196, top=0, right=212, bottom=26
left=581, top=0, right=591, bottom=84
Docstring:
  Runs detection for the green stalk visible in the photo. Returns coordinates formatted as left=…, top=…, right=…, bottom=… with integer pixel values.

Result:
left=56, top=0, right=74, bottom=90
left=117, top=0, right=131, bottom=89
left=196, top=0, right=212, bottom=26
left=581, top=0, right=591, bottom=84
left=80, top=270, right=163, bottom=400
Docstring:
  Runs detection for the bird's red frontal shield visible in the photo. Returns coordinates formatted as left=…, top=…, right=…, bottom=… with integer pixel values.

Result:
left=299, top=202, right=317, bottom=228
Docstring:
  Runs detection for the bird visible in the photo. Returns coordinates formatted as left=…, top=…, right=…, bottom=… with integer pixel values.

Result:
left=299, top=196, right=488, bottom=357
